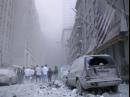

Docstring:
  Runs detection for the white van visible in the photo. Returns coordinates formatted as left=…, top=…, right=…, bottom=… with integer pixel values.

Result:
left=65, top=54, right=121, bottom=95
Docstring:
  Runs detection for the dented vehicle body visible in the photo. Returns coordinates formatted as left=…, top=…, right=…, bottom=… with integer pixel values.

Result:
left=65, top=55, right=121, bottom=91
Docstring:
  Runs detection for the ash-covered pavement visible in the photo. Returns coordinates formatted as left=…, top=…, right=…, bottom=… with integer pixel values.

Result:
left=0, top=80, right=129, bottom=97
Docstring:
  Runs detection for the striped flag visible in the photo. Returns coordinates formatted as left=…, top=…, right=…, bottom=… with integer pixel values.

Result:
left=96, top=0, right=107, bottom=40
left=97, top=0, right=115, bottom=46
left=100, top=8, right=115, bottom=44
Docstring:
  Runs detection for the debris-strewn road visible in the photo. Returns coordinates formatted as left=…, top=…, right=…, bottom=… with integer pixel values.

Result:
left=0, top=81, right=129, bottom=97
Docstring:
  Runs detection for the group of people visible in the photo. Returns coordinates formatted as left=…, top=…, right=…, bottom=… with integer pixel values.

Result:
left=16, top=64, right=58, bottom=84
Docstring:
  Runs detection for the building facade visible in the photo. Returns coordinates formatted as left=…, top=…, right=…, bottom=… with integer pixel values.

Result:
left=62, top=0, right=76, bottom=64
left=0, top=0, right=14, bottom=67
left=63, top=0, right=76, bottom=29
left=0, top=0, right=44, bottom=68
left=69, top=0, right=129, bottom=79
left=62, top=28, right=72, bottom=64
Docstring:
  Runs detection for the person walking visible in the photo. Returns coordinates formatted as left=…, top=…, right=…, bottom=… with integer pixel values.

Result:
left=35, top=65, right=42, bottom=82
left=53, top=66, right=58, bottom=81
left=20, top=67, right=25, bottom=83
left=24, top=67, right=31, bottom=81
left=48, top=68, right=53, bottom=82
left=16, top=67, right=21, bottom=84
left=42, top=64, right=48, bottom=82
left=34, top=66, right=36, bottom=81
left=30, top=68, right=35, bottom=82
left=41, top=65, right=44, bottom=82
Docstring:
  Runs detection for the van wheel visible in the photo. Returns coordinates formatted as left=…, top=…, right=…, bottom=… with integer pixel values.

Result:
left=111, top=85, right=118, bottom=93
left=97, top=89, right=103, bottom=95
left=76, top=80, right=83, bottom=95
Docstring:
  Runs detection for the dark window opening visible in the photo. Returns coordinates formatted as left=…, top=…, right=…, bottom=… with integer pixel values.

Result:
left=88, top=57, right=115, bottom=68
left=89, top=57, right=108, bottom=66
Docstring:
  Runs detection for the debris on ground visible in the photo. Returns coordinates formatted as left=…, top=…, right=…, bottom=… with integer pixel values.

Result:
left=0, top=81, right=129, bottom=97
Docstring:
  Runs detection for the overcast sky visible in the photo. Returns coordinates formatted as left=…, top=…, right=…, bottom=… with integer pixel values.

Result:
left=35, top=0, right=63, bottom=66
left=35, top=0, right=63, bottom=42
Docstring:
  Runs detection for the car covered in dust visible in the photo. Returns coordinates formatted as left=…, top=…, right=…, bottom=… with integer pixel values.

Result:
left=0, top=68, right=17, bottom=86
left=65, top=54, right=121, bottom=94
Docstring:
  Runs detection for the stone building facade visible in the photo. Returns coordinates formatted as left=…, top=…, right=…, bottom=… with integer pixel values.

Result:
left=0, top=0, right=14, bottom=67
left=62, top=28, right=72, bottom=64
left=69, top=0, right=129, bottom=79
left=62, top=0, right=76, bottom=64
left=0, top=0, right=44, bottom=68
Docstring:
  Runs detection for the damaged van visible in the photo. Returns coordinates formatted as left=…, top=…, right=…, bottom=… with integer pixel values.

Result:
left=65, top=54, right=121, bottom=94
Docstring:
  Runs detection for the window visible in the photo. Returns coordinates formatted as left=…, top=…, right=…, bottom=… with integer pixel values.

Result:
left=119, top=41, right=125, bottom=58
left=112, top=45, right=116, bottom=59
left=89, top=8, right=91, bottom=14
left=89, top=57, right=108, bottom=66
left=93, top=0, right=96, bottom=5
left=88, top=56, right=115, bottom=67
left=85, top=0, right=87, bottom=8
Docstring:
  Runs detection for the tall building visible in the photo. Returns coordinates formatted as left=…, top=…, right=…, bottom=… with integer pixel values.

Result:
left=0, top=0, right=44, bottom=68
left=62, top=0, right=76, bottom=64
left=61, top=28, right=72, bottom=64
left=63, top=0, right=76, bottom=28
left=0, top=0, right=14, bottom=67
left=69, top=0, right=129, bottom=80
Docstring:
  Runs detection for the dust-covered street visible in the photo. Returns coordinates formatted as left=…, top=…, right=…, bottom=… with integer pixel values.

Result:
left=0, top=0, right=129, bottom=97
left=0, top=80, right=129, bottom=97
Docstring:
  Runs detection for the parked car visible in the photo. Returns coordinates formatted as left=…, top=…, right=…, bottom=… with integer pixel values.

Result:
left=0, top=68, right=17, bottom=86
left=65, top=54, right=121, bottom=94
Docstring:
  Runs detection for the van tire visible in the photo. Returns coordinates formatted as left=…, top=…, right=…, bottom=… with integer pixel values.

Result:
left=76, top=79, right=83, bottom=95
left=111, top=85, right=118, bottom=93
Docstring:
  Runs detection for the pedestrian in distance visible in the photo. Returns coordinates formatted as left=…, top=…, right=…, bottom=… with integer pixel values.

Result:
left=35, top=65, right=42, bottom=82
left=42, top=64, right=49, bottom=82
left=24, top=67, right=31, bottom=81
left=48, top=67, right=53, bottom=82
left=16, top=67, right=21, bottom=84
left=34, top=66, right=36, bottom=81
left=30, top=68, right=35, bottom=82
left=20, top=67, right=25, bottom=83
left=53, top=66, right=58, bottom=81
left=41, top=65, right=44, bottom=82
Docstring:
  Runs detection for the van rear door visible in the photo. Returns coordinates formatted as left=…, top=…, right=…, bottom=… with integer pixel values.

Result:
left=85, top=56, right=120, bottom=80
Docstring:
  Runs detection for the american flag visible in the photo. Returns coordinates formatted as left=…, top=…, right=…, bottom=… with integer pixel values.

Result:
left=97, top=0, right=115, bottom=46
left=100, top=8, right=115, bottom=44
left=97, top=0, right=107, bottom=39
